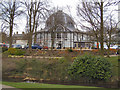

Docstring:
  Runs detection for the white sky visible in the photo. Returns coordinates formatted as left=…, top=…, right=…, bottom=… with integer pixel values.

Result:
left=0, top=0, right=119, bottom=34
left=11, top=0, right=79, bottom=34
left=51, top=0, right=78, bottom=6
left=51, top=0, right=78, bottom=16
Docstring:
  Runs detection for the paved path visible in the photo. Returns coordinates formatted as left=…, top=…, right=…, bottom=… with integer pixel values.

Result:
left=9, top=55, right=63, bottom=59
left=9, top=54, right=119, bottom=58
left=1, top=84, right=21, bottom=90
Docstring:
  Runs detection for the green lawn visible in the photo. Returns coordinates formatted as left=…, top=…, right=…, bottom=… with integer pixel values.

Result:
left=2, top=81, right=98, bottom=88
left=106, top=56, right=119, bottom=77
left=2, top=81, right=119, bottom=90
left=107, top=56, right=118, bottom=65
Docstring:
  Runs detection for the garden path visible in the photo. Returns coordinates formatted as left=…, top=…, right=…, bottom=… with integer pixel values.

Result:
left=1, top=84, right=21, bottom=90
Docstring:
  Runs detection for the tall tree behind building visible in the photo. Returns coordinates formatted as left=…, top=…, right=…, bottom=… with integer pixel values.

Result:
left=77, top=0, right=119, bottom=55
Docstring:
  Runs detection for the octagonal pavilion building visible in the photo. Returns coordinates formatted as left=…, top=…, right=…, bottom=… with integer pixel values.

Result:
left=34, top=10, right=92, bottom=49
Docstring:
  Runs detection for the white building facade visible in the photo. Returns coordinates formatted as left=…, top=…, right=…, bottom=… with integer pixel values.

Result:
left=34, top=10, right=93, bottom=49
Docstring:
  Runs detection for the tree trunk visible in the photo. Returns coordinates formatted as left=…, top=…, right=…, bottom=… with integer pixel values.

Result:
left=34, top=20, right=38, bottom=44
left=28, top=32, right=32, bottom=52
left=9, top=26, right=13, bottom=48
left=9, top=18, right=14, bottom=48
left=100, top=1, right=104, bottom=55
left=80, top=33, right=82, bottom=54
left=34, top=32, right=37, bottom=44
left=107, top=45, right=110, bottom=57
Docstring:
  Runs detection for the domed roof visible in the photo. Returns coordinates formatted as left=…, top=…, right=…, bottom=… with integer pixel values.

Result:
left=45, top=10, right=75, bottom=30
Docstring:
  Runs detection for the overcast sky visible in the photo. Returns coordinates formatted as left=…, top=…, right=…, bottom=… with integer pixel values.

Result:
left=12, top=0, right=79, bottom=34
left=51, top=0, right=78, bottom=16
left=0, top=0, right=118, bottom=34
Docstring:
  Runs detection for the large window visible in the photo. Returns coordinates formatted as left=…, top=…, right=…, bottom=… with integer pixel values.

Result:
left=57, top=33, right=61, bottom=38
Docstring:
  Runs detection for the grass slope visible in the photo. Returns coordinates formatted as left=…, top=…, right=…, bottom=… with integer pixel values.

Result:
left=2, top=81, right=98, bottom=88
left=2, top=56, right=119, bottom=90
left=2, top=81, right=120, bottom=90
left=106, top=56, right=118, bottom=77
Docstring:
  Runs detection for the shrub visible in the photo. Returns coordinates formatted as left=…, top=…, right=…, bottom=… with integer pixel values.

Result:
left=67, top=49, right=73, bottom=52
left=68, top=54, right=112, bottom=81
left=6, top=48, right=25, bottom=56
left=8, top=48, right=17, bottom=55
left=14, top=49, right=25, bottom=55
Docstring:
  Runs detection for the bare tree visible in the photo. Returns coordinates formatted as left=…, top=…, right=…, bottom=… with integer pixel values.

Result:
left=0, top=0, right=23, bottom=48
left=104, top=15, right=119, bottom=57
left=77, top=0, right=118, bottom=55
left=33, top=13, right=46, bottom=44
left=22, top=0, right=49, bottom=51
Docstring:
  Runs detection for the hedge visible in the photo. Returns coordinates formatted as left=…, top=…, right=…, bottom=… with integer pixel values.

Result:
left=68, top=54, right=112, bottom=82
